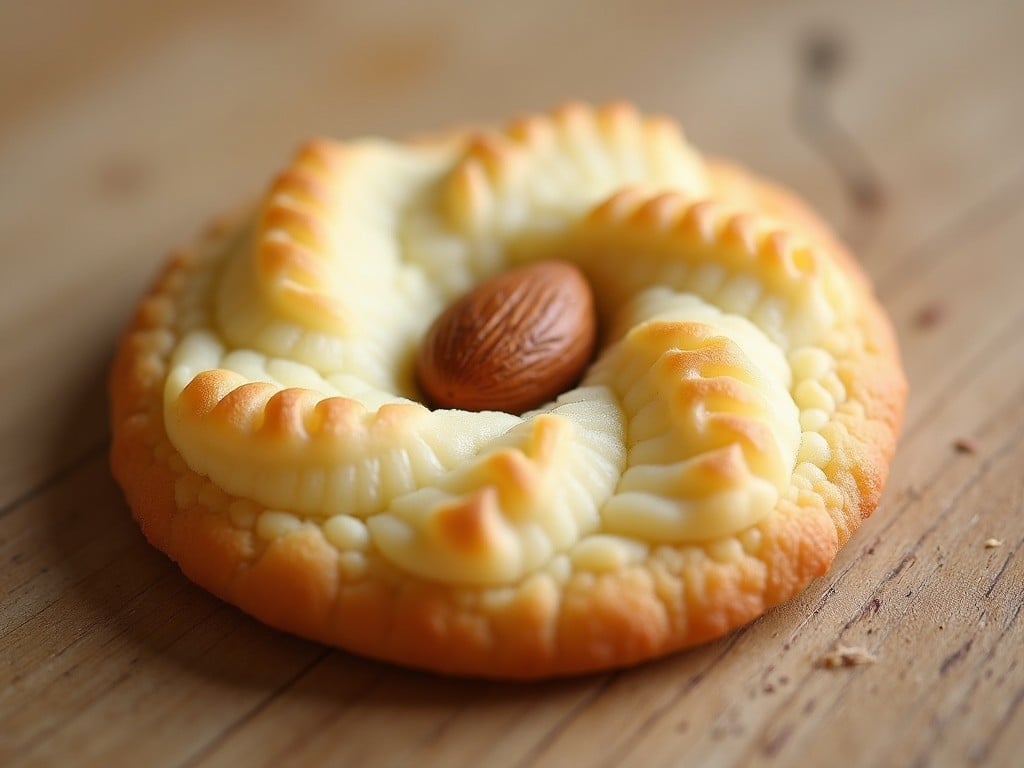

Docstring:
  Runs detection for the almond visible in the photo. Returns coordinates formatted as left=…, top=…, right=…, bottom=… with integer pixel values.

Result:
left=416, top=261, right=597, bottom=414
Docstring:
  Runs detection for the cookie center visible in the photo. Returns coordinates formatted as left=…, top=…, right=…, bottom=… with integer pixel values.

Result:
left=415, top=260, right=598, bottom=414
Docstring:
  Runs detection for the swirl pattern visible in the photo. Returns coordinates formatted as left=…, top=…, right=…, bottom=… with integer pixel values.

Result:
left=111, top=103, right=906, bottom=677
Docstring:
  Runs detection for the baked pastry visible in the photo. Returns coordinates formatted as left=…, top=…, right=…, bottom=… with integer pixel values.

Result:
left=110, top=103, right=906, bottom=678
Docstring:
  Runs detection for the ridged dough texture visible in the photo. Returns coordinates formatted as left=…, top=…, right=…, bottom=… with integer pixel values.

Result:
left=110, top=102, right=906, bottom=678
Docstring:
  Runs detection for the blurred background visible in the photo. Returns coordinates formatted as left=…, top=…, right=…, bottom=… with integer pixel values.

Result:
left=5, top=0, right=1021, bottom=260
left=7, top=0, right=1021, bottom=244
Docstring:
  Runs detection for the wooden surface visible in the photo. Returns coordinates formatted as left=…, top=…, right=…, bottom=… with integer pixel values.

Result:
left=2, top=1, right=1023, bottom=765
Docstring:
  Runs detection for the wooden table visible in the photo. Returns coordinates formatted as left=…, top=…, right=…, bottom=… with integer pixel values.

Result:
left=3, top=1, right=1022, bottom=765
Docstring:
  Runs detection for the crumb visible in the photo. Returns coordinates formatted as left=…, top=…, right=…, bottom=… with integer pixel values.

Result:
left=954, top=437, right=978, bottom=454
left=917, top=303, right=946, bottom=329
left=913, top=302, right=946, bottom=329
left=818, top=645, right=877, bottom=669
left=984, top=538, right=1003, bottom=549
left=851, top=178, right=884, bottom=213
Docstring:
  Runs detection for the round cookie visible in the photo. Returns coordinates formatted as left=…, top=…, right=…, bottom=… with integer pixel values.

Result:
left=110, top=102, right=906, bottom=678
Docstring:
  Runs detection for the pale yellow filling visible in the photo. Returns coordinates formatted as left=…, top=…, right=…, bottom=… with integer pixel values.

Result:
left=162, top=105, right=850, bottom=586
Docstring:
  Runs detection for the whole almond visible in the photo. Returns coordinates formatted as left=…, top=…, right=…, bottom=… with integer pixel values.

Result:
left=416, top=261, right=597, bottom=414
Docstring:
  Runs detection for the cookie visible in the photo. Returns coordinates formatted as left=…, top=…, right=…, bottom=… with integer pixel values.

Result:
left=110, top=102, right=906, bottom=678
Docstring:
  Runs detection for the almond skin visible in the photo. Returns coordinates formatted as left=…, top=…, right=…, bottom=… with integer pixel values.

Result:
left=416, top=261, right=598, bottom=414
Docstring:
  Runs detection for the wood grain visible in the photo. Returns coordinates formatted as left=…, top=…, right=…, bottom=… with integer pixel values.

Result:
left=1, top=0, right=1022, bottom=766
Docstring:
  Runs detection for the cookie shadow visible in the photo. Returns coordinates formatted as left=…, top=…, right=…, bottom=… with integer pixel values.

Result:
left=33, top=331, right=326, bottom=689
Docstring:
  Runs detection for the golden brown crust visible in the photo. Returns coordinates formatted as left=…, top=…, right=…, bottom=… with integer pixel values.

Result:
left=110, top=105, right=906, bottom=678
left=707, top=160, right=905, bottom=527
